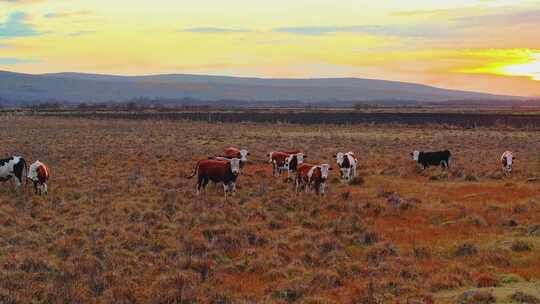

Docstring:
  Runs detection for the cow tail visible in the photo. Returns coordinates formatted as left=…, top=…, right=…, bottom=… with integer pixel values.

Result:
left=186, top=161, right=200, bottom=179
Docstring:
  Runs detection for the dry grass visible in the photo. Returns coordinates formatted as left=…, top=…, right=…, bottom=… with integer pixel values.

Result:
left=1, top=116, right=540, bottom=303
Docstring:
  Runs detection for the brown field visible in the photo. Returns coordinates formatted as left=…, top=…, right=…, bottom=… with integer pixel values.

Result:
left=1, top=116, right=539, bottom=303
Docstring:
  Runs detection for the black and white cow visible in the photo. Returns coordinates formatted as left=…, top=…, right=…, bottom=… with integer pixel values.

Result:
left=411, top=150, right=451, bottom=170
left=333, top=152, right=358, bottom=181
left=284, top=153, right=305, bottom=181
left=0, top=156, right=27, bottom=191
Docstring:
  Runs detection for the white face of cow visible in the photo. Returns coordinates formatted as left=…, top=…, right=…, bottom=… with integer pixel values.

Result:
left=229, top=158, right=241, bottom=175
left=411, top=150, right=420, bottom=161
left=320, top=164, right=330, bottom=179
left=503, top=153, right=513, bottom=172
left=335, top=152, right=344, bottom=167
left=239, top=149, right=249, bottom=162
left=296, top=153, right=304, bottom=164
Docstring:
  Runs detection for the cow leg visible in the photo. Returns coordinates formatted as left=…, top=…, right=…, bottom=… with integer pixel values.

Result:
left=196, top=176, right=205, bottom=195
left=223, top=183, right=228, bottom=196
left=13, top=176, right=22, bottom=193
left=319, top=183, right=325, bottom=195
left=202, top=178, right=209, bottom=193
left=33, top=181, right=38, bottom=194
left=440, top=160, right=448, bottom=170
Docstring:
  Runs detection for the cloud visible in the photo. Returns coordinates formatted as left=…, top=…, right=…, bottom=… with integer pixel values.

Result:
left=0, top=11, right=42, bottom=38
left=44, top=10, right=92, bottom=19
left=454, top=9, right=540, bottom=27
left=0, top=57, right=38, bottom=65
left=0, top=43, right=13, bottom=48
left=273, top=24, right=451, bottom=38
left=183, top=27, right=249, bottom=33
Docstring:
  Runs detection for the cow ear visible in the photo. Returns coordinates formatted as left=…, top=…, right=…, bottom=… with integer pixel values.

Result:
left=247, top=152, right=251, bottom=156
left=304, top=155, right=308, bottom=158
left=329, top=167, right=333, bottom=171
left=332, top=154, right=337, bottom=158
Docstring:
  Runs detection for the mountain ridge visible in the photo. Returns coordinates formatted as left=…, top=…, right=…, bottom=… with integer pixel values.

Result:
left=0, top=70, right=524, bottom=107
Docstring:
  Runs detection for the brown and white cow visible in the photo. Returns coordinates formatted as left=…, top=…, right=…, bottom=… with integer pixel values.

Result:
left=28, top=160, right=50, bottom=195
left=187, top=158, right=241, bottom=197
left=333, top=152, right=358, bottom=181
left=295, top=163, right=332, bottom=195
left=267, top=151, right=306, bottom=179
left=501, top=151, right=515, bottom=174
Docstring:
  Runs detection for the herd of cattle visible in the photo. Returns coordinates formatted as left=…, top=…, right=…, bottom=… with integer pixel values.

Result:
left=185, top=147, right=516, bottom=197
left=0, top=148, right=515, bottom=198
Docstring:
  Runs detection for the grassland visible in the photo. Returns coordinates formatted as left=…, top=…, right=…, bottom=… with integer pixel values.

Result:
left=0, top=116, right=539, bottom=303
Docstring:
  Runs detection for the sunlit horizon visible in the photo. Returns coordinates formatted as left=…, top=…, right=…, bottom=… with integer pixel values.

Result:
left=1, top=0, right=539, bottom=97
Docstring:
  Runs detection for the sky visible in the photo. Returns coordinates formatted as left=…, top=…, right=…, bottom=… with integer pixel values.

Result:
left=0, top=0, right=539, bottom=97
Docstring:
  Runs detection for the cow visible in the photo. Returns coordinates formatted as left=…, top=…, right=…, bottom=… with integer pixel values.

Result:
left=28, top=161, right=50, bottom=195
left=284, top=153, right=305, bottom=181
left=267, top=151, right=306, bottom=178
left=187, top=158, right=241, bottom=197
left=501, top=151, right=514, bottom=174
left=295, top=163, right=332, bottom=195
left=333, top=152, right=358, bottom=181
left=0, top=156, right=27, bottom=192
left=411, top=150, right=451, bottom=170
left=268, top=151, right=290, bottom=177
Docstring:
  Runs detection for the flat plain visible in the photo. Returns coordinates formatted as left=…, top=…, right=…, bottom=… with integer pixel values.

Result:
left=0, top=115, right=539, bottom=303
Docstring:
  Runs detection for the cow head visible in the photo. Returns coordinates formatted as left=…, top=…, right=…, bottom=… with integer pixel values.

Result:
left=267, top=152, right=274, bottom=163
left=411, top=151, right=420, bottom=161
left=296, top=153, right=305, bottom=164
left=229, top=158, right=241, bottom=175
left=320, top=164, right=332, bottom=180
left=333, top=152, right=345, bottom=167
left=502, top=152, right=513, bottom=172
left=239, top=149, right=249, bottom=162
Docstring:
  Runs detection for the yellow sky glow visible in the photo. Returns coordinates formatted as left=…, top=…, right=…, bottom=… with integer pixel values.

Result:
left=1, top=0, right=539, bottom=96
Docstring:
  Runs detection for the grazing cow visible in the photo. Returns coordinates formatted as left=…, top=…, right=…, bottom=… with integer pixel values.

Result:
left=295, top=163, right=332, bottom=195
left=267, top=151, right=307, bottom=178
left=501, top=151, right=514, bottom=174
left=0, top=156, right=27, bottom=191
left=333, top=152, right=358, bottom=181
left=28, top=161, right=50, bottom=195
left=187, top=158, right=241, bottom=197
left=411, top=150, right=451, bottom=170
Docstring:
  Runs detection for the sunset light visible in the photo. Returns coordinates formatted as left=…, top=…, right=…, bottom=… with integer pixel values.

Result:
left=1, top=0, right=540, bottom=96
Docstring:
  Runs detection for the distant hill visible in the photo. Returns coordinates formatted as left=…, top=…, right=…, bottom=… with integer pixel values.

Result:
left=0, top=70, right=523, bottom=107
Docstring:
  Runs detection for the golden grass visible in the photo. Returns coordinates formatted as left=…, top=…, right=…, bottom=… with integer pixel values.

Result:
left=0, top=116, right=539, bottom=303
